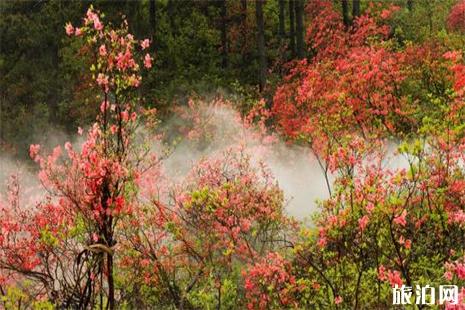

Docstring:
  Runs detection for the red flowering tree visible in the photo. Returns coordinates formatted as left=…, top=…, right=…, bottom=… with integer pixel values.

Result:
left=243, top=44, right=465, bottom=307
left=243, top=252, right=300, bottom=309
left=448, top=0, right=465, bottom=33
left=0, top=7, right=154, bottom=308
left=119, top=148, right=293, bottom=308
left=271, top=1, right=409, bottom=195
left=241, top=1, right=465, bottom=308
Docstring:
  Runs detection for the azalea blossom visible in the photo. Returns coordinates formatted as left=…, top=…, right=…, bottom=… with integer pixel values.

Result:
left=141, top=39, right=150, bottom=50
left=393, top=210, right=407, bottom=227
left=99, top=44, right=107, bottom=56
left=358, top=215, right=369, bottom=232
left=144, top=53, right=152, bottom=68
left=65, top=23, right=74, bottom=36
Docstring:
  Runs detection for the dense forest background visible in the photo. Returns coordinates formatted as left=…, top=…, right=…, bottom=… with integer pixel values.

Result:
left=0, top=0, right=458, bottom=157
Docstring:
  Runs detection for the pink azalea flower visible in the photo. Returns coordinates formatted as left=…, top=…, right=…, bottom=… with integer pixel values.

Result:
left=394, top=210, right=407, bottom=226
left=365, top=202, right=375, bottom=213
left=144, top=53, right=152, bottom=68
left=94, top=18, right=103, bottom=31
left=318, top=237, right=327, bottom=248
left=444, top=271, right=453, bottom=281
left=65, top=23, right=74, bottom=36
left=335, top=296, right=343, bottom=304
left=387, top=270, right=403, bottom=287
left=378, top=265, right=387, bottom=281
left=443, top=50, right=462, bottom=61
left=457, top=263, right=465, bottom=280
left=358, top=215, right=369, bottom=232
left=141, top=39, right=150, bottom=50
left=96, top=73, right=109, bottom=88
left=29, top=144, right=41, bottom=160
left=99, top=44, right=107, bottom=56
left=100, top=100, right=108, bottom=113
left=121, top=110, right=129, bottom=122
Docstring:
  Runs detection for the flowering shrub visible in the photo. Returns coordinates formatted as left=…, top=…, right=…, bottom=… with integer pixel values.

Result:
left=250, top=1, right=465, bottom=308
left=243, top=252, right=299, bottom=309
left=120, top=148, right=293, bottom=308
left=448, top=0, right=465, bottom=33
left=1, top=6, right=154, bottom=308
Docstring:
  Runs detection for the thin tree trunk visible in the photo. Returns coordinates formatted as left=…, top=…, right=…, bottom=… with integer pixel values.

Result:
left=107, top=254, right=115, bottom=310
left=220, top=0, right=228, bottom=68
left=289, top=0, right=296, bottom=57
left=342, top=0, right=350, bottom=27
left=256, top=0, right=266, bottom=92
left=295, top=0, right=304, bottom=58
left=428, top=2, right=433, bottom=35
left=352, top=0, right=360, bottom=18
left=0, top=96, right=3, bottom=146
left=149, top=0, right=156, bottom=39
left=278, top=0, right=285, bottom=38
left=240, top=0, right=249, bottom=78
left=241, top=0, right=247, bottom=48
left=167, top=0, right=175, bottom=37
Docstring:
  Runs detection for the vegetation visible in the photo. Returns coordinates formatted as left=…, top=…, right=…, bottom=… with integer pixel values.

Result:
left=1, top=0, right=464, bottom=309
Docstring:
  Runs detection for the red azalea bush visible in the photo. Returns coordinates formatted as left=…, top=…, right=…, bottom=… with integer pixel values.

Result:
left=119, top=148, right=293, bottom=308
left=448, top=0, right=465, bottom=33
left=247, top=0, right=465, bottom=308
left=1, top=6, right=155, bottom=308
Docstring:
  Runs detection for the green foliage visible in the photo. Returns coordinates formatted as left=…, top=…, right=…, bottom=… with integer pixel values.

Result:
left=1, top=284, right=54, bottom=309
left=188, top=274, right=239, bottom=310
left=390, top=0, right=456, bottom=43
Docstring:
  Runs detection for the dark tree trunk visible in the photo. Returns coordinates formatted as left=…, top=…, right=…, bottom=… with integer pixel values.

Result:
left=0, top=97, right=3, bottom=145
left=149, top=0, right=156, bottom=39
left=295, top=0, right=305, bottom=58
left=220, top=0, right=228, bottom=68
left=167, top=0, right=176, bottom=36
left=289, top=0, right=296, bottom=57
left=107, top=254, right=115, bottom=310
left=407, top=0, right=413, bottom=11
left=278, top=0, right=285, bottom=38
left=240, top=0, right=248, bottom=74
left=342, top=0, right=350, bottom=27
left=255, top=0, right=266, bottom=92
left=241, top=0, right=247, bottom=45
left=352, top=0, right=360, bottom=18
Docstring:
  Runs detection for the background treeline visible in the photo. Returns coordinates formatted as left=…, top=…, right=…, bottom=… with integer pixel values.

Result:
left=0, top=0, right=457, bottom=157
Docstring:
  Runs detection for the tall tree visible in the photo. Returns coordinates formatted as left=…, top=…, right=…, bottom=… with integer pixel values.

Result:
left=289, top=0, right=296, bottom=56
left=220, top=0, right=228, bottom=68
left=0, top=97, right=3, bottom=146
left=241, top=0, right=248, bottom=41
left=342, top=0, right=350, bottom=27
left=167, top=0, right=176, bottom=37
left=352, top=0, right=360, bottom=18
left=149, top=0, right=156, bottom=40
left=278, top=0, right=286, bottom=38
left=295, top=0, right=305, bottom=58
left=256, top=0, right=266, bottom=92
